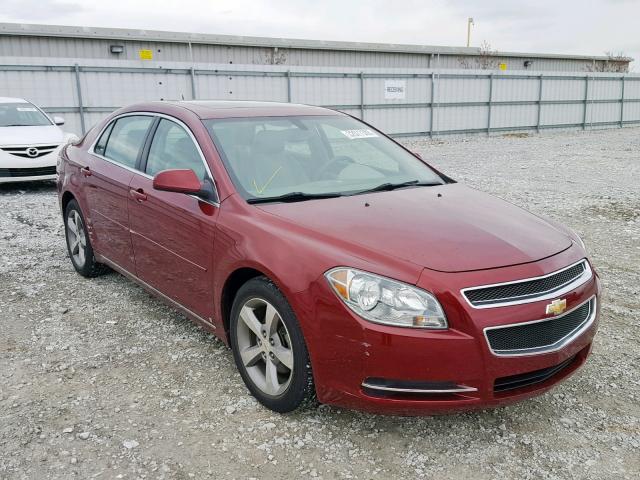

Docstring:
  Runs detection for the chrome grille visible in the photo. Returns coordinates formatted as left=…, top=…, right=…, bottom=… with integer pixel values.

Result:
left=484, top=297, right=596, bottom=356
left=1, top=145, right=59, bottom=158
left=462, top=259, right=591, bottom=308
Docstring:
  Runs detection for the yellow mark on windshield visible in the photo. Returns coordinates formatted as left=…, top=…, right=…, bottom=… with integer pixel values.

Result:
left=253, top=166, right=283, bottom=194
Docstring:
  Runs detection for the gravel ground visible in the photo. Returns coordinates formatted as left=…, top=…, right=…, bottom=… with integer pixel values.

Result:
left=1, top=127, right=639, bottom=480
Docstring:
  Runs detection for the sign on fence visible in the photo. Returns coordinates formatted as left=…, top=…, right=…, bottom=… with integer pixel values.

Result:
left=384, top=80, right=406, bottom=99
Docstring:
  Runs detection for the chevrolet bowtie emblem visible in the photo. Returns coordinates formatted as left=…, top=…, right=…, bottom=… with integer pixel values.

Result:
left=546, top=298, right=567, bottom=315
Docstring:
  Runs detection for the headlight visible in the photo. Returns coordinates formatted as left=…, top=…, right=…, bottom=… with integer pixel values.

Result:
left=325, top=268, right=447, bottom=329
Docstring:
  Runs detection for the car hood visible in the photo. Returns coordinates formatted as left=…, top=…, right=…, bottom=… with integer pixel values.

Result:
left=256, top=184, right=573, bottom=273
left=0, top=125, right=65, bottom=146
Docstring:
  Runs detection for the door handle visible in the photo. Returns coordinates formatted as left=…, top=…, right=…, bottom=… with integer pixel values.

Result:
left=129, top=188, right=148, bottom=202
left=80, top=166, right=92, bottom=177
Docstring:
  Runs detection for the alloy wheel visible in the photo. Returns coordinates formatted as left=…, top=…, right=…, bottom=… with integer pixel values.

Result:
left=236, top=297, right=294, bottom=397
left=67, top=209, right=87, bottom=268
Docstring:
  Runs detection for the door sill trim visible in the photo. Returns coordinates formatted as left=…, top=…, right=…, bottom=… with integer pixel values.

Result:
left=97, top=254, right=217, bottom=331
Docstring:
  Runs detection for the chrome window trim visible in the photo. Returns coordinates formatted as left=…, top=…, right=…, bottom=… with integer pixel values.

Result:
left=361, top=382, right=478, bottom=394
left=483, top=295, right=596, bottom=357
left=460, top=259, right=592, bottom=309
left=88, top=111, right=220, bottom=207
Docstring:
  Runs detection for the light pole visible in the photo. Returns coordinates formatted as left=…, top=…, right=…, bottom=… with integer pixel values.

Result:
left=467, top=17, right=474, bottom=47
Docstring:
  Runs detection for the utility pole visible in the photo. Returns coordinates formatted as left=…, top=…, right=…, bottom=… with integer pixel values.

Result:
left=466, top=17, right=474, bottom=47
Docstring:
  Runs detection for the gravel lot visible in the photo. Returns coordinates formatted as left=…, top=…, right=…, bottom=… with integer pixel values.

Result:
left=1, top=127, right=639, bottom=480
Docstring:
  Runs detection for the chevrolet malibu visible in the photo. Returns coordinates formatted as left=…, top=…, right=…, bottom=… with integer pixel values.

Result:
left=57, top=101, right=600, bottom=414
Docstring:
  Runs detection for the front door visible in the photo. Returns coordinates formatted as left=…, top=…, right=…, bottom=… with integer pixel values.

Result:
left=84, top=115, right=155, bottom=273
left=128, top=117, right=218, bottom=322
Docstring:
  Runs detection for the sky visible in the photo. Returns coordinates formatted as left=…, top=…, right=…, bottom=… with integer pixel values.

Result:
left=1, top=0, right=639, bottom=69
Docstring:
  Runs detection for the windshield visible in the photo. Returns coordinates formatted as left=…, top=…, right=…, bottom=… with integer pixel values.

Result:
left=204, top=115, right=444, bottom=201
left=0, top=102, right=52, bottom=127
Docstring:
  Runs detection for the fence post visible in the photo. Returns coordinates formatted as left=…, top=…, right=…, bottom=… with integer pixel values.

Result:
left=431, top=73, right=438, bottom=137
left=286, top=70, right=292, bottom=102
left=429, top=72, right=435, bottom=137
left=359, top=72, right=365, bottom=120
left=536, top=74, right=543, bottom=133
left=487, top=73, right=494, bottom=135
left=582, top=76, right=589, bottom=130
left=190, top=67, right=197, bottom=100
left=73, top=63, right=86, bottom=135
left=620, top=76, right=625, bottom=128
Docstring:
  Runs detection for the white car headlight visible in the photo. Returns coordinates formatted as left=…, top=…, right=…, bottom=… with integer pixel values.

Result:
left=325, top=268, right=447, bottom=329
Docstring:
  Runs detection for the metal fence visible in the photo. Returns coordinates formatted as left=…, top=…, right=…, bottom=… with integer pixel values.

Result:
left=1, top=60, right=639, bottom=137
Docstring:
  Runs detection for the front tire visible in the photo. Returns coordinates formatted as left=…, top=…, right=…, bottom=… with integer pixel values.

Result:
left=64, top=199, right=109, bottom=278
left=230, top=277, right=316, bottom=413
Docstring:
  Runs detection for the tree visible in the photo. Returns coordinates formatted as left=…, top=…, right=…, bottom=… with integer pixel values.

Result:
left=586, top=52, right=630, bottom=73
left=458, top=41, right=500, bottom=70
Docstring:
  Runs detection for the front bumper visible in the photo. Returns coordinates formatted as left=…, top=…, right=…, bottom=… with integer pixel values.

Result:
left=0, top=149, right=59, bottom=183
left=296, top=247, right=600, bottom=415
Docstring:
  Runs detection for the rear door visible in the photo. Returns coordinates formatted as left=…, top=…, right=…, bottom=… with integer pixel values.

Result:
left=85, top=114, right=155, bottom=273
left=128, top=117, right=219, bottom=322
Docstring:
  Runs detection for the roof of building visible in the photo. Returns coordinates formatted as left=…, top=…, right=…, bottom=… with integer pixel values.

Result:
left=0, top=22, right=632, bottom=63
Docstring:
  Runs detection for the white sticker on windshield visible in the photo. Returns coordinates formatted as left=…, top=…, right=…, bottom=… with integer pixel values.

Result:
left=340, top=129, right=379, bottom=139
left=16, top=107, right=37, bottom=112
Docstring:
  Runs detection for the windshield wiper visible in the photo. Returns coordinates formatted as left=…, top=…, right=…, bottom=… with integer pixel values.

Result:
left=247, top=191, right=343, bottom=204
left=351, top=180, right=443, bottom=195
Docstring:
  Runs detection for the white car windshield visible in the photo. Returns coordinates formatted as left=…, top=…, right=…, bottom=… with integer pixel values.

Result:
left=205, top=115, right=444, bottom=202
left=0, top=103, right=52, bottom=127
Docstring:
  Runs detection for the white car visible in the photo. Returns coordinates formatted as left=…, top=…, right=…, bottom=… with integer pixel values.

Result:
left=0, top=97, right=77, bottom=183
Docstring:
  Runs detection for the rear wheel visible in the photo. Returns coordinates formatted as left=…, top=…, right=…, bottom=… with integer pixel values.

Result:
left=64, top=199, right=109, bottom=278
left=230, top=277, right=316, bottom=413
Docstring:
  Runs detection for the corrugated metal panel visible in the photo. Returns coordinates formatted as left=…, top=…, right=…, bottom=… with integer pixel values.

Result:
left=291, top=76, right=360, bottom=105
left=196, top=74, right=288, bottom=102
left=364, top=77, right=431, bottom=104
left=543, top=78, right=586, bottom=101
left=0, top=69, right=77, bottom=106
left=437, top=76, right=490, bottom=103
left=587, top=102, right=621, bottom=124
left=623, top=101, right=640, bottom=122
left=365, top=107, right=431, bottom=134
left=541, top=103, right=584, bottom=126
left=435, top=105, right=489, bottom=132
left=0, top=33, right=618, bottom=72
left=492, top=77, right=539, bottom=102
left=2, top=59, right=639, bottom=137
left=492, top=104, right=538, bottom=129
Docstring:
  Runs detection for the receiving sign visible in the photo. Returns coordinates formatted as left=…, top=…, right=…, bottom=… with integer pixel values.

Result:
left=384, top=80, right=406, bottom=99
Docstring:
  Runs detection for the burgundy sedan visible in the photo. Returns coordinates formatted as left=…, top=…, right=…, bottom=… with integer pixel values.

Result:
left=57, top=101, right=600, bottom=414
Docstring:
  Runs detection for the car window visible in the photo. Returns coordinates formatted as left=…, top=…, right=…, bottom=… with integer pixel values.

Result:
left=146, top=119, right=206, bottom=179
left=320, top=123, right=399, bottom=173
left=93, top=121, right=114, bottom=156
left=0, top=102, right=51, bottom=127
left=102, top=115, right=153, bottom=169
left=205, top=115, right=443, bottom=200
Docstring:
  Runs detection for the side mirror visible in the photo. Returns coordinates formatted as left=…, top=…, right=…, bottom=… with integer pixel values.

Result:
left=153, top=169, right=218, bottom=202
left=153, top=169, right=202, bottom=194
left=53, top=116, right=65, bottom=126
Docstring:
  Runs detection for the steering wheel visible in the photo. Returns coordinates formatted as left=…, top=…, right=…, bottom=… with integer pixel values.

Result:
left=314, top=156, right=354, bottom=180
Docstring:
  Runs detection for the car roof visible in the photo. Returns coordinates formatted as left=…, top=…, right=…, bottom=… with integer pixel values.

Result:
left=0, top=97, right=29, bottom=103
left=146, top=100, right=341, bottom=120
